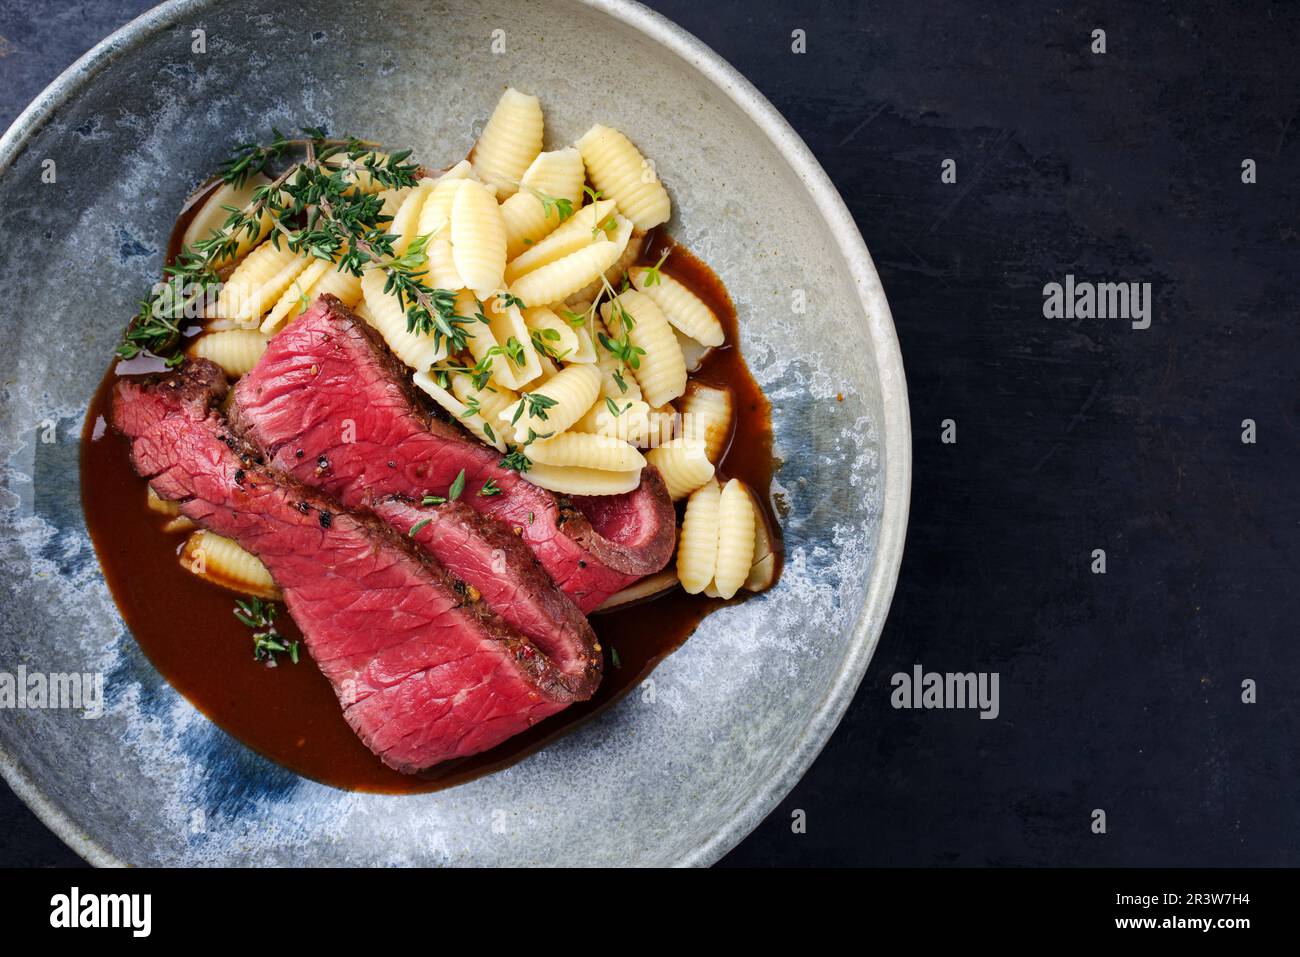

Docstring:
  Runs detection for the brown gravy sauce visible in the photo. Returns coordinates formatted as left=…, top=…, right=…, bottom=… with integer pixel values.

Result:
left=80, top=186, right=781, bottom=794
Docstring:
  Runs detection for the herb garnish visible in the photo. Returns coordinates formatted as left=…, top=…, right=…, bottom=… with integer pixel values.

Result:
left=117, top=129, right=463, bottom=364
left=234, top=597, right=299, bottom=666
left=448, top=468, right=467, bottom=501
left=640, top=249, right=670, bottom=287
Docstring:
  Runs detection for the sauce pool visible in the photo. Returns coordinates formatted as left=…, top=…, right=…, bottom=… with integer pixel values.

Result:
left=81, top=203, right=781, bottom=793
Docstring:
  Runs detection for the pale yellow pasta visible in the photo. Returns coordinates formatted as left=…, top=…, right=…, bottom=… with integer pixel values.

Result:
left=504, top=199, right=618, bottom=282
left=449, top=371, right=516, bottom=423
left=571, top=347, right=647, bottom=439
left=215, top=240, right=312, bottom=325
left=741, top=485, right=776, bottom=593
left=629, top=266, right=725, bottom=346
left=471, top=87, right=543, bottom=197
left=522, top=462, right=642, bottom=496
left=450, top=180, right=507, bottom=297
left=645, top=435, right=714, bottom=501
left=261, top=254, right=366, bottom=333
left=146, top=486, right=180, bottom=516
left=390, top=179, right=438, bottom=253
left=678, top=382, right=734, bottom=463
left=525, top=431, right=645, bottom=472
left=161, top=516, right=196, bottom=535
left=674, top=326, right=711, bottom=372
left=359, top=268, right=447, bottom=371
left=594, top=569, right=680, bottom=611
left=188, top=329, right=269, bottom=377
left=180, top=173, right=273, bottom=264
left=576, top=124, right=671, bottom=230
left=411, top=369, right=510, bottom=451
left=642, top=404, right=682, bottom=448
left=501, top=148, right=586, bottom=258
left=567, top=230, right=644, bottom=305
left=510, top=224, right=629, bottom=308
left=520, top=146, right=584, bottom=199
left=305, top=260, right=364, bottom=309
left=262, top=258, right=330, bottom=332
left=532, top=351, right=562, bottom=384
left=499, top=363, right=601, bottom=444
left=180, top=530, right=280, bottom=600
left=677, top=478, right=720, bottom=594
left=711, top=478, right=756, bottom=599
left=416, top=165, right=472, bottom=237
left=601, top=289, right=686, bottom=407
left=463, top=293, right=541, bottom=390
left=522, top=306, right=581, bottom=362
left=568, top=321, right=597, bottom=363
left=427, top=233, right=463, bottom=290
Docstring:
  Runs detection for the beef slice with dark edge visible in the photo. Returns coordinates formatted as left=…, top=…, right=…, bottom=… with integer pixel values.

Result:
left=228, top=295, right=677, bottom=612
left=112, top=359, right=595, bottom=772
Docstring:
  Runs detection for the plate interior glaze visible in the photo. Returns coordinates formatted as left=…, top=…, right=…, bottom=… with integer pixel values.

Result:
left=0, top=0, right=908, bottom=866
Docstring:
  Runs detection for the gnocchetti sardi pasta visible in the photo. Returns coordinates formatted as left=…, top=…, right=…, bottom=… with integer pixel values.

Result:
left=130, top=84, right=778, bottom=617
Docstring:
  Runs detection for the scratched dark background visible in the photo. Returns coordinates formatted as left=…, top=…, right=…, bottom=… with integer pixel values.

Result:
left=1, top=0, right=1296, bottom=868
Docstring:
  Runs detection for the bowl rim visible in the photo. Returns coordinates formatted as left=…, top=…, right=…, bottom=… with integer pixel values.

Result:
left=0, top=0, right=911, bottom=868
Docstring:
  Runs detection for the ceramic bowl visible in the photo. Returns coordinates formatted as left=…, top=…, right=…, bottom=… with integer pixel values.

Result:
left=0, top=0, right=909, bottom=866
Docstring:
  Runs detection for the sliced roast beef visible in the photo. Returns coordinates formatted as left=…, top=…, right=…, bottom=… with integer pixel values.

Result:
left=229, top=295, right=677, bottom=611
left=372, top=496, right=600, bottom=681
left=111, top=359, right=598, bottom=772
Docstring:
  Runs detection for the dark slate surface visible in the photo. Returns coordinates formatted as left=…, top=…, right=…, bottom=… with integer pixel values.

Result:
left=1, top=0, right=1296, bottom=868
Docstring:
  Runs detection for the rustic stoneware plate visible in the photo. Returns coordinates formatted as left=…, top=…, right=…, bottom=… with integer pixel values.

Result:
left=0, top=0, right=909, bottom=866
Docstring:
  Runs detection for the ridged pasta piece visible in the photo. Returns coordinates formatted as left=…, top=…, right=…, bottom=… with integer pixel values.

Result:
left=571, top=346, right=645, bottom=438
left=629, top=266, right=725, bottom=346
left=522, top=462, right=642, bottom=496
left=576, top=124, right=671, bottom=230
left=161, top=516, right=196, bottom=534
left=427, top=233, right=463, bottom=290
left=501, top=148, right=587, bottom=258
left=147, top=486, right=179, bottom=516
left=643, top=404, right=682, bottom=448
left=215, top=240, right=312, bottom=325
left=510, top=219, right=631, bottom=308
left=262, top=258, right=330, bottom=332
left=712, top=478, right=756, bottom=599
left=505, top=199, right=619, bottom=282
left=674, top=326, right=710, bottom=372
left=359, top=268, right=447, bottom=372
left=522, top=306, right=582, bottom=363
left=305, top=260, right=365, bottom=309
left=678, top=382, right=734, bottom=463
left=417, top=165, right=472, bottom=237
left=451, top=371, right=518, bottom=439
left=601, top=289, right=687, bottom=407
left=181, top=173, right=274, bottom=265
left=390, top=178, right=438, bottom=252
left=499, top=362, right=601, bottom=444
left=645, top=435, right=715, bottom=501
left=471, top=87, right=544, bottom=197
left=741, top=484, right=777, bottom=593
left=450, top=180, right=507, bottom=297
left=411, top=369, right=510, bottom=451
left=188, top=329, right=270, bottom=377
left=677, top=478, right=721, bottom=594
left=180, top=530, right=281, bottom=600
left=594, top=569, right=680, bottom=612
left=567, top=231, right=644, bottom=306
left=525, top=431, right=646, bottom=472
left=463, top=292, right=541, bottom=390
left=261, top=253, right=367, bottom=334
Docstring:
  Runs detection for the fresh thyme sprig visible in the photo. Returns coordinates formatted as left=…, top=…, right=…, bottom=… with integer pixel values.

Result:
left=234, top=598, right=299, bottom=666
left=117, top=129, right=460, bottom=363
